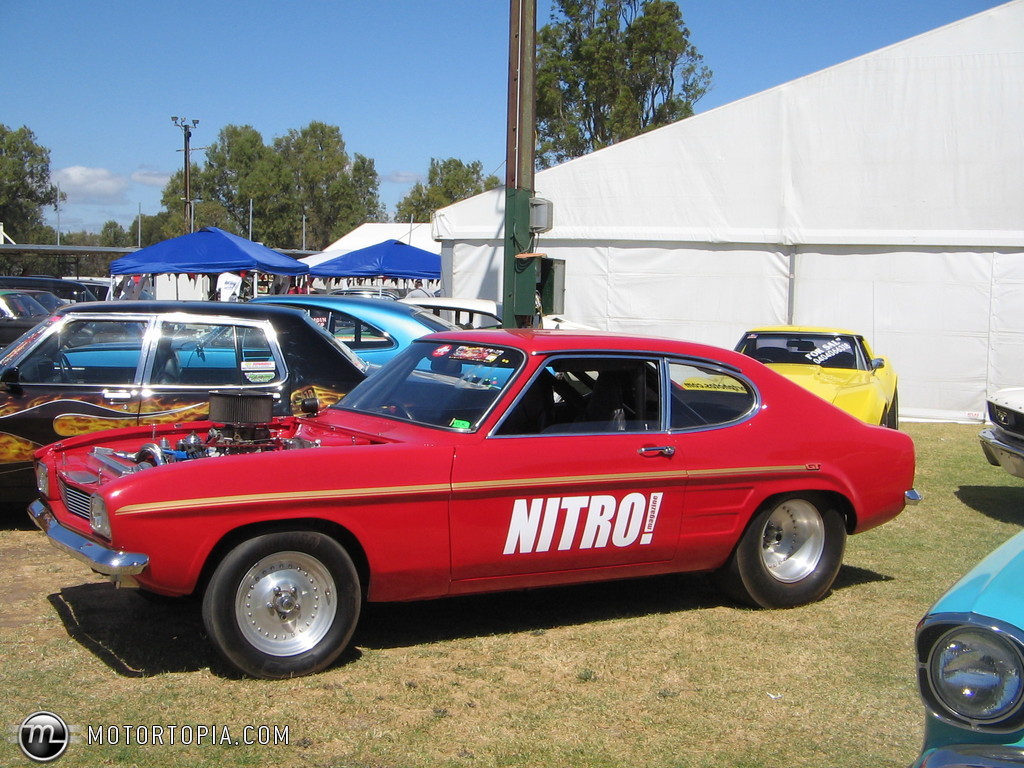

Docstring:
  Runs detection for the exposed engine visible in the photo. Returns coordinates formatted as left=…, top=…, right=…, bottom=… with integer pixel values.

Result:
left=89, top=391, right=319, bottom=476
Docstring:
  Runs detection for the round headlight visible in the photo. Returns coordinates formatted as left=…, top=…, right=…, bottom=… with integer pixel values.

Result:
left=89, top=495, right=111, bottom=540
left=928, top=626, right=1024, bottom=724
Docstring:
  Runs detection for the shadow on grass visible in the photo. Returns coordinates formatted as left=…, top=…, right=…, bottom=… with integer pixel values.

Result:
left=47, top=586, right=227, bottom=678
left=48, top=561, right=891, bottom=677
left=956, top=485, right=1024, bottom=525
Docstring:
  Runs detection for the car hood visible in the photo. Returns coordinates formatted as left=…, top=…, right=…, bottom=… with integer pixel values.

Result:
left=766, top=364, right=872, bottom=404
left=929, top=529, right=1024, bottom=620
left=989, top=387, right=1024, bottom=411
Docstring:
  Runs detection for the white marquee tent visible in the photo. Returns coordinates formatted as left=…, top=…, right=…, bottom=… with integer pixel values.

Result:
left=302, top=222, right=438, bottom=268
left=432, top=0, right=1024, bottom=422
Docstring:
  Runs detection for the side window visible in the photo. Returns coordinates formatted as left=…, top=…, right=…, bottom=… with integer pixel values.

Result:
left=329, top=312, right=393, bottom=351
left=498, top=357, right=662, bottom=435
left=19, top=319, right=147, bottom=385
left=669, top=362, right=756, bottom=428
left=152, top=322, right=281, bottom=387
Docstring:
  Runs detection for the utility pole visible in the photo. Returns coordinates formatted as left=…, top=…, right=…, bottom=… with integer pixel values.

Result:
left=503, top=0, right=539, bottom=328
left=171, top=117, right=199, bottom=234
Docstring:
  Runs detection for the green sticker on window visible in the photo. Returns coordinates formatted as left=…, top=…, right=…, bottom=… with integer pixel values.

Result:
left=450, top=419, right=471, bottom=429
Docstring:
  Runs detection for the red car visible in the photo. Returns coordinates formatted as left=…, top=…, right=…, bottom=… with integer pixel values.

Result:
left=30, top=330, right=919, bottom=679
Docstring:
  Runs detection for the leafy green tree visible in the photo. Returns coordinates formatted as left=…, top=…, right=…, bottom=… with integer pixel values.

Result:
left=159, top=165, right=225, bottom=240
left=274, top=122, right=350, bottom=250
left=395, top=158, right=501, bottom=223
left=0, top=124, right=63, bottom=241
left=99, top=220, right=132, bottom=247
left=202, top=124, right=276, bottom=236
left=536, top=0, right=712, bottom=167
left=127, top=210, right=174, bottom=247
left=348, top=153, right=388, bottom=225
left=156, top=121, right=385, bottom=250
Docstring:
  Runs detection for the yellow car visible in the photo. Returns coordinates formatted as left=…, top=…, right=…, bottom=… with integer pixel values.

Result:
left=735, top=326, right=899, bottom=428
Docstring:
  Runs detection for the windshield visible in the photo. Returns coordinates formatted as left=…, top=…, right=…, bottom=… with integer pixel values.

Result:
left=737, top=332, right=866, bottom=370
left=338, top=339, right=525, bottom=430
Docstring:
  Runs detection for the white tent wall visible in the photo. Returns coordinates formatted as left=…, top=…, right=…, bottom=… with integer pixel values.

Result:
left=791, top=247, right=1011, bottom=422
left=433, top=1, right=1024, bottom=424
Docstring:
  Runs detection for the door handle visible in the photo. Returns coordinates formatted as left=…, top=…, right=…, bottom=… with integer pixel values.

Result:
left=102, top=389, right=134, bottom=402
left=638, top=445, right=675, bottom=457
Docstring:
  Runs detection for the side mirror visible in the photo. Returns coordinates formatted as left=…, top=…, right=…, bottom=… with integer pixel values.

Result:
left=0, top=366, right=21, bottom=392
left=300, top=397, right=321, bottom=416
left=870, top=358, right=886, bottom=371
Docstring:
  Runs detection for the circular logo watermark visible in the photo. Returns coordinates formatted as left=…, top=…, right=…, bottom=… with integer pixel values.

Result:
left=18, top=711, right=69, bottom=762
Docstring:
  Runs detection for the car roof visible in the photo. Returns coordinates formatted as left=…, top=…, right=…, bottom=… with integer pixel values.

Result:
left=53, top=300, right=310, bottom=321
left=744, top=325, right=862, bottom=336
left=401, top=296, right=500, bottom=313
left=417, top=327, right=749, bottom=364
left=251, top=294, right=433, bottom=318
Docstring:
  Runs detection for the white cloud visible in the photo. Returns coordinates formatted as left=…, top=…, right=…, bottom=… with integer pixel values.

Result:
left=384, top=170, right=423, bottom=185
left=53, top=166, right=130, bottom=205
left=131, top=167, right=170, bottom=188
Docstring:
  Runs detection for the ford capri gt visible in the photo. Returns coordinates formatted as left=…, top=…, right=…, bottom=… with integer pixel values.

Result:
left=30, top=330, right=919, bottom=679
left=735, top=326, right=899, bottom=428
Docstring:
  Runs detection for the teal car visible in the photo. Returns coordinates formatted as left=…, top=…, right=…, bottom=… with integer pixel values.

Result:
left=250, top=295, right=459, bottom=366
left=913, top=531, right=1024, bottom=766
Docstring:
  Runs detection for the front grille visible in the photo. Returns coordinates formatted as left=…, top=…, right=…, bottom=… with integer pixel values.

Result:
left=60, top=481, right=92, bottom=520
left=989, top=402, right=1024, bottom=438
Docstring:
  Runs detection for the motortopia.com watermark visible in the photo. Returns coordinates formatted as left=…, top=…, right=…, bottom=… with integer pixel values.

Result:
left=10, top=711, right=289, bottom=763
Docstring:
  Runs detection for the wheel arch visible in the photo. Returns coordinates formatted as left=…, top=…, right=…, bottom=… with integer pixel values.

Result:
left=751, top=488, right=856, bottom=535
left=193, top=517, right=371, bottom=600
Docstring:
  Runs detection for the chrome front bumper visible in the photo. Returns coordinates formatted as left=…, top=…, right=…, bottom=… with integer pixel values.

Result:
left=980, top=428, right=1024, bottom=480
left=914, top=745, right=1024, bottom=767
left=28, top=499, right=148, bottom=587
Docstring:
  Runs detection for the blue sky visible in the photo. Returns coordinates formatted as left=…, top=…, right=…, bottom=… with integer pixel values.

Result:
left=0, top=0, right=1007, bottom=240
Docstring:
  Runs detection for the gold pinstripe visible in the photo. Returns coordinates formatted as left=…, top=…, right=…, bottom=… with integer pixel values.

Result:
left=112, top=464, right=816, bottom=516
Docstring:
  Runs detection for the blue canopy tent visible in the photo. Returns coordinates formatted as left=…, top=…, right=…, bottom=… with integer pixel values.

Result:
left=309, top=239, right=440, bottom=280
left=110, top=227, right=308, bottom=276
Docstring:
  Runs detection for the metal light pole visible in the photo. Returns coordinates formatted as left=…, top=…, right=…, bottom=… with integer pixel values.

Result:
left=171, top=116, right=199, bottom=233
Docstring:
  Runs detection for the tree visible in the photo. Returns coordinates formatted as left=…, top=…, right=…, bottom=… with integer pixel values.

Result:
left=395, top=158, right=501, bottom=223
left=0, top=125, right=62, bottom=241
left=535, top=0, right=712, bottom=167
left=99, top=220, right=132, bottom=247
left=157, top=121, right=386, bottom=250
left=202, top=124, right=275, bottom=236
left=274, top=122, right=351, bottom=250
left=127, top=210, right=174, bottom=247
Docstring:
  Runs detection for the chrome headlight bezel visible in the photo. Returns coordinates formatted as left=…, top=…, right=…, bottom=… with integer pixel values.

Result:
left=89, top=494, right=112, bottom=540
left=35, top=462, right=50, bottom=497
left=918, top=613, right=1024, bottom=733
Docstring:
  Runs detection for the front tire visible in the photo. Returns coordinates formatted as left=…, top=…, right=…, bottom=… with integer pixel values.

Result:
left=202, top=531, right=361, bottom=679
left=716, top=494, right=846, bottom=608
left=882, top=390, right=899, bottom=429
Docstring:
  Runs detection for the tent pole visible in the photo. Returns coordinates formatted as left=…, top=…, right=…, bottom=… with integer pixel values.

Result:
left=786, top=249, right=796, bottom=325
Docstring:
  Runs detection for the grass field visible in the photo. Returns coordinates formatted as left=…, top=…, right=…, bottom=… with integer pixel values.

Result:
left=1, top=422, right=1020, bottom=768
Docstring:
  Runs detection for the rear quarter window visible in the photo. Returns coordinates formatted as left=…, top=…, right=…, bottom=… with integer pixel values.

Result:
left=669, top=361, right=756, bottom=428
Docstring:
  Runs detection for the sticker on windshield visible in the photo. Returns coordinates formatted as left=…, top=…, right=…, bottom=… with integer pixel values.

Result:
left=432, top=344, right=453, bottom=357
left=451, top=346, right=504, bottom=363
left=449, top=418, right=472, bottom=429
left=805, top=339, right=852, bottom=365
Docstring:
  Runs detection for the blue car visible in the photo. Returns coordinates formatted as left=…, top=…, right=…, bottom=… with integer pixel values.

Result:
left=912, top=530, right=1024, bottom=766
left=250, top=294, right=460, bottom=366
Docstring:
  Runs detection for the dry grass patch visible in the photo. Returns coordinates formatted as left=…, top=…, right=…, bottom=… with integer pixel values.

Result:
left=1, top=422, right=1020, bottom=767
